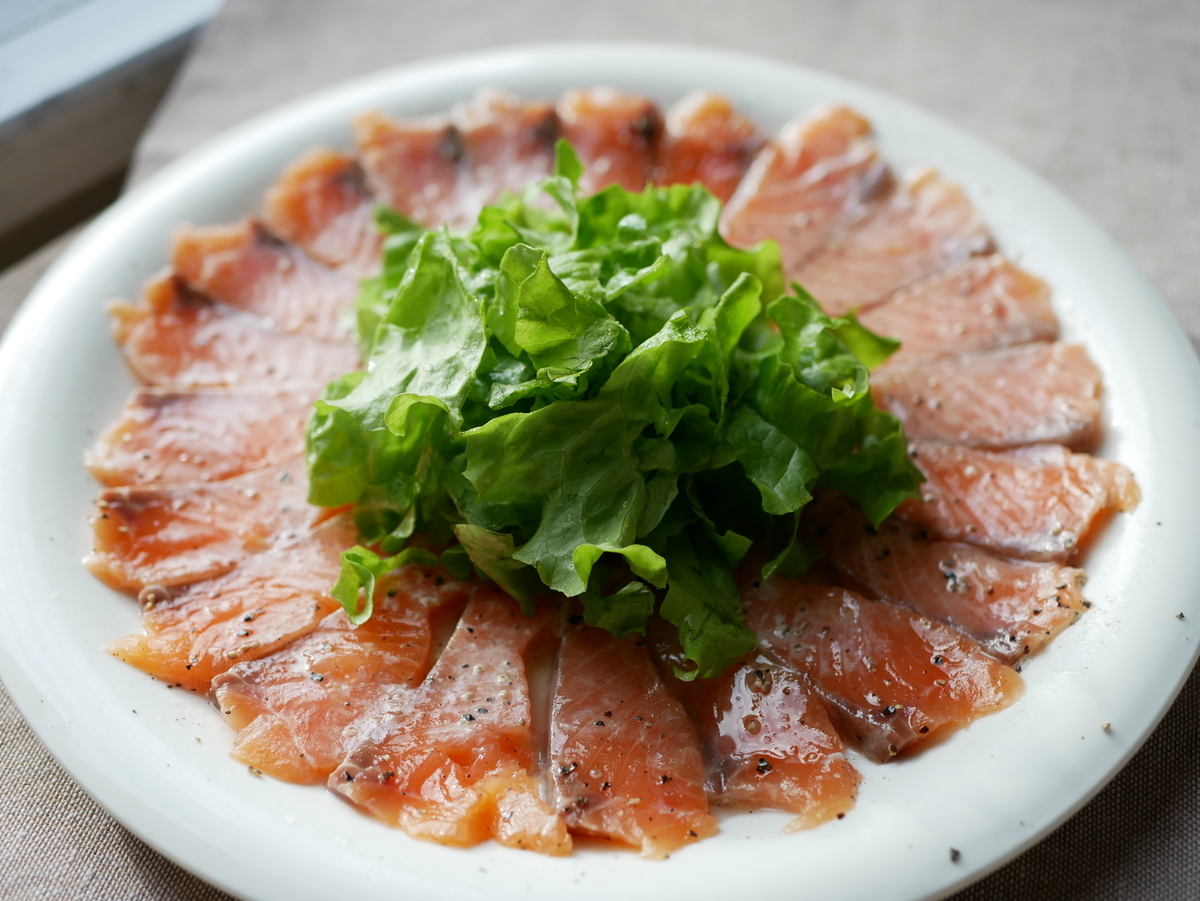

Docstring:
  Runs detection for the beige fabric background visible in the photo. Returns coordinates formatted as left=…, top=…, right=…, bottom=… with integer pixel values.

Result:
left=0, top=0, right=1197, bottom=897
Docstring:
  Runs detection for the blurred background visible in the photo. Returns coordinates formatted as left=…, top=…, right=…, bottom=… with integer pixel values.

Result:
left=0, top=1, right=1196, bottom=898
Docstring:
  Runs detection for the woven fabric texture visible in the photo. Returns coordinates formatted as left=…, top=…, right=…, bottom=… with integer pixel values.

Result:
left=0, top=0, right=1196, bottom=897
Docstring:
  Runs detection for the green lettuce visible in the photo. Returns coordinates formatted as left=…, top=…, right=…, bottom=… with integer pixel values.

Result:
left=306, top=140, right=922, bottom=677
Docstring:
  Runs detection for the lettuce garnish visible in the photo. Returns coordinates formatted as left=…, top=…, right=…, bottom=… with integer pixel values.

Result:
left=306, top=142, right=922, bottom=679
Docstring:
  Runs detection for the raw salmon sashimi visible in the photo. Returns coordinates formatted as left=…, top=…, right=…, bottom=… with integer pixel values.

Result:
left=722, top=106, right=891, bottom=277
left=110, top=273, right=360, bottom=389
left=106, top=513, right=359, bottom=692
left=650, top=622, right=858, bottom=831
left=859, top=255, right=1058, bottom=369
left=86, top=456, right=316, bottom=594
left=550, top=619, right=716, bottom=859
left=803, top=492, right=1088, bottom=664
left=655, top=91, right=762, bottom=202
left=84, top=388, right=312, bottom=488
left=744, top=578, right=1023, bottom=762
left=329, top=588, right=570, bottom=855
left=358, top=90, right=558, bottom=229
left=871, top=342, right=1103, bottom=450
left=792, top=168, right=994, bottom=316
left=558, top=87, right=660, bottom=194
left=172, top=219, right=356, bottom=344
left=898, top=441, right=1140, bottom=562
left=265, top=148, right=382, bottom=276
left=211, top=565, right=469, bottom=784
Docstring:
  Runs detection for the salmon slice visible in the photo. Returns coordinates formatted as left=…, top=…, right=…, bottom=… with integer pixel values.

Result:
left=106, top=513, right=357, bottom=692
left=110, top=273, right=360, bottom=388
left=172, top=219, right=355, bottom=343
left=358, top=90, right=558, bottom=229
left=743, top=578, right=1023, bottom=762
left=803, top=492, right=1088, bottom=664
left=84, top=388, right=312, bottom=487
left=86, top=456, right=315, bottom=593
left=264, top=148, right=382, bottom=276
left=860, top=256, right=1058, bottom=369
left=656, top=91, right=762, bottom=202
left=211, top=565, right=469, bottom=784
left=557, top=87, right=660, bottom=193
left=550, top=620, right=716, bottom=858
left=649, top=622, right=858, bottom=830
left=721, top=106, right=891, bottom=277
left=793, top=168, right=994, bottom=316
left=329, top=588, right=570, bottom=855
left=871, top=342, right=1103, bottom=450
left=898, top=441, right=1140, bottom=562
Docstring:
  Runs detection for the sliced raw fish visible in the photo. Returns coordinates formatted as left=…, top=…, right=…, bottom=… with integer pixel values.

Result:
left=85, top=388, right=312, bottom=487
left=109, top=273, right=359, bottom=388
left=265, top=148, right=382, bottom=276
left=860, top=256, right=1058, bottom=369
left=803, top=492, right=1088, bottom=663
left=656, top=91, right=762, bottom=202
left=329, top=588, right=570, bottom=855
left=871, top=342, right=1103, bottom=450
left=721, top=106, right=890, bottom=276
left=898, top=441, right=1140, bottom=561
left=743, top=579, right=1023, bottom=762
left=106, top=513, right=358, bottom=692
left=212, top=565, right=468, bottom=784
left=358, top=90, right=557, bottom=229
left=558, top=87, right=660, bottom=193
left=86, top=456, right=315, bottom=593
left=794, top=168, right=994, bottom=316
left=650, top=623, right=857, bottom=831
left=550, top=620, right=715, bottom=858
left=172, top=219, right=355, bottom=343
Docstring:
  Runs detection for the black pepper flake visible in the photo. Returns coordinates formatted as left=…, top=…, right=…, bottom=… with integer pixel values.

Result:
left=476, top=707, right=488, bottom=714
left=309, top=672, right=324, bottom=682
left=462, top=714, right=475, bottom=722
left=660, top=775, right=672, bottom=783
left=601, top=782, right=611, bottom=790
left=435, top=576, right=444, bottom=586
left=604, top=711, right=613, bottom=718
left=950, top=848, right=962, bottom=863
left=594, top=721, right=606, bottom=727
left=1178, top=612, right=1186, bottom=620
left=342, top=772, right=354, bottom=782
left=560, top=763, right=578, bottom=775
left=881, top=705, right=898, bottom=717
left=687, top=830, right=697, bottom=837
left=836, top=813, right=845, bottom=820
left=382, top=771, right=395, bottom=781
left=756, top=758, right=772, bottom=774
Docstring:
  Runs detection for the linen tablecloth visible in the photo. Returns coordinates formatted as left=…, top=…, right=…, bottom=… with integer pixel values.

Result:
left=1, top=1, right=1197, bottom=897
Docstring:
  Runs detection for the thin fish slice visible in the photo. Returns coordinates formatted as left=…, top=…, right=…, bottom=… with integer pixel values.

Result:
left=550, top=621, right=716, bottom=859
left=650, top=623, right=857, bottom=831
left=211, top=565, right=468, bottom=784
left=264, top=148, right=382, bottom=276
left=106, top=513, right=358, bottom=692
left=85, top=388, right=312, bottom=487
left=794, top=168, right=994, bottom=316
left=803, top=492, right=1088, bottom=664
left=861, top=256, right=1058, bottom=369
left=358, top=89, right=558, bottom=229
left=85, top=456, right=314, bottom=593
left=898, top=441, right=1140, bottom=561
left=744, top=579, right=1023, bottom=762
left=721, top=106, right=891, bottom=277
left=110, top=273, right=359, bottom=388
left=871, top=342, right=1103, bottom=450
left=172, top=219, right=355, bottom=343
left=329, top=588, right=570, bottom=855
left=656, top=91, right=762, bottom=202
left=355, top=109, right=461, bottom=227
left=557, top=87, right=660, bottom=193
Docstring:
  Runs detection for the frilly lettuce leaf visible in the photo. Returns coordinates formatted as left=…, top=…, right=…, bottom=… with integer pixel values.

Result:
left=306, top=139, right=922, bottom=677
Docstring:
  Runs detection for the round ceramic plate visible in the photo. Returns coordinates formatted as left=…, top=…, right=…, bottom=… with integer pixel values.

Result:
left=1, top=43, right=1198, bottom=901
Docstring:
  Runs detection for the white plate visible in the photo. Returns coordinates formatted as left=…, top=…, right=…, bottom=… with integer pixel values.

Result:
left=1, top=42, right=1198, bottom=901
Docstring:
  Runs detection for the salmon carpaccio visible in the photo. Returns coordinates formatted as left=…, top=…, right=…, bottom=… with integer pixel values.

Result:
left=88, top=86, right=1138, bottom=857
left=329, top=589, right=571, bottom=854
